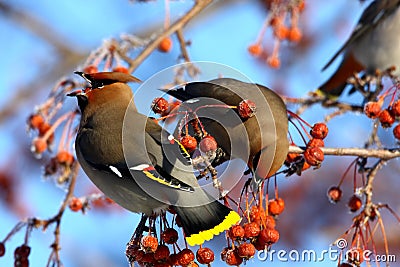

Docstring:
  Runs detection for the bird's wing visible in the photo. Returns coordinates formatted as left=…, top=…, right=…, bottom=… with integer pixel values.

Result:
left=322, top=0, right=400, bottom=71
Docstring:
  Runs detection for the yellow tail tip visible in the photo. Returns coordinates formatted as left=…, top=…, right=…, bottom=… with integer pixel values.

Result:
left=185, top=210, right=241, bottom=246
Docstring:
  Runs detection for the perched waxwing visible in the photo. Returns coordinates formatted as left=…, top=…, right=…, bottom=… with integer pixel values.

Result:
left=69, top=71, right=240, bottom=246
left=317, top=0, right=400, bottom=98
left=163, top=78, right=289, bottom=189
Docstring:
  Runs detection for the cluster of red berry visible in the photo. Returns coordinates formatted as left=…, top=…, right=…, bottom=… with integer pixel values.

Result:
left=223, top=200, right=283, bottom=265
left=126, top=226, right=215, bottom=267
left=285, top=122, right=328, bottom=175
left=248, top=0, right=305, bottom=68
left=0, top=243, right=31, bottom=267
left=364, top=97, right=400, bottom=140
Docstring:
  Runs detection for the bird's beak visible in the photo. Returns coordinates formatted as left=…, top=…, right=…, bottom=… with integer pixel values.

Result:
left=67, top=89, right=85, bottom=97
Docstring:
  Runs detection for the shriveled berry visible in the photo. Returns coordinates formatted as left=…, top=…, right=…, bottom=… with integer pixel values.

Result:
left=180, top=135, right=197, bottom=153
left=199, top=135, right=217, bottom=153
left=56, top=151, right=74, bottom=165
left=248, top=44, right=263, bottom=57
left=112, top=66, right=129, bottom=74
left=259, top=228, right=280, bottom=244
left=238, top=99, right=256, bottom=119
left=304, top=147, right=324, bottom=166
left=253, top=237, right=266, bottom=251
left=83, top=65, right=98, bottom=74
left=168, top=253, right=179, bottom=266
left=177, top=248, right=195, bottom=266
left=237, top=243, right=256, bottom=259
left=378, top=108, right=395, bottom=128
left=158, top=37, right=173, bottom=52
left=243, top=222, right=260, bottom=239
left=264, top=215, right=276, bottom=229
left=285, top=153, right=301, bottom=164
left=196, top=247, right=214, bottom=264
left=364, top=101, right=382, bottom=119
left=14, top=258, right=29, bottom=267
left=223, top=248, right=243, bottom=266
left=154, top=245, right=170, bottom=261
left=347, top=247, right=364, bottom=265
left=249, top=205, right=261, bottom=223
left=327, top=186, right=342, bottom=203
left=14, top=245, right=30, bottom=259
left=310, top=123, right=328, bottom=139
left=307, top=138, right=324, bottom=148
left=391, top=99, right=400, bottom=117
left=141, top=235, right=158, bottom=253
left=348, top=195, right=362, bottom=212
left=228, top=225, right=245, bottom=240
left=0, top=242, right=5, bottom=257
left=151, top=97, right=169, bottom=114
left=268, top=198, right=285, bottom=216
left=140, top=252, right=155, bottom=264
left=28, top=114, right=44, bottom=129
left=69, top=197, right=83, bottom=212
left=393, top=124, right=400, bottom=140
left=302, top=161, right=311, bottom=171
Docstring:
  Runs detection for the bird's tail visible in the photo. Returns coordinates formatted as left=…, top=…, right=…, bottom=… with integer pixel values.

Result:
left=174, top=201, right=240, bottom=246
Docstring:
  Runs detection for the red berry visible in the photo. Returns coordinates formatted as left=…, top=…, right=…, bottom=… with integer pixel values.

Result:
left=32, top=138, right=47, bottom=154
left=267, top=56, right=281, bottom=68
left=237, top=243, right=256, bottom=259
left=393, top=124, right=400, bottom=140
left=288, top=26, right=302, bottom=42
left=391, top=99, right=400, bottom=117
left=196, top=247, right=215, bottom=264
left=154, top=244, right=170, bottom=261
left=180, top=135, right=197, bottom=153
left=268, top=198, right=285, bottom=216
left=56, top=151, right=74, bottom=165
left=307, top=138, right=324, bottom=148
left=248, top=44, right=263, bottom=57
left=327, top=186, right=342, bottom=203
left=141, top=235, right=158, bottom=253
left=348, top=195, right=362, bottom=212
left=238, top=99, right=256, bottom=119
left=167, top=253, right=179, bottom=266
left=0, top=242, right=5, bottom=257
left=259, top=228, right=280, bottom=245
left=83, top=65, right=98, bottom=74
left=304, top=147, right=324, bottom=166
left=161, top=228, right=179, bottom=244
left=28, top=114, right=44, bottom=129
left=310, top=123, right=328, bottom=139
left=14, top=245, right=30, bottom=260
left=243, top=222, right=260, bottom=239
left=158, top=37, right=173, bottom=52
left=222, top=248, right=243, bottom=266
left=264, top=215, right=276, bottom=229
left=14, top=258, right=29, bottom=267
left=151, top=97, right=169, bottom=114
left=177, top=248, right=195, bottom=266
left=378, top=108, right=395, bottom=128
left=69, top=197, right=83, bottom=212
left=228, top=225, right=245, bottom=240
left=199, top=135, right=217, bottom=153
left=364, top=101, right=382, bottom=119
left=140, top=252, right=155, bottom=264
left=113, top=66, right=129, bottom=74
